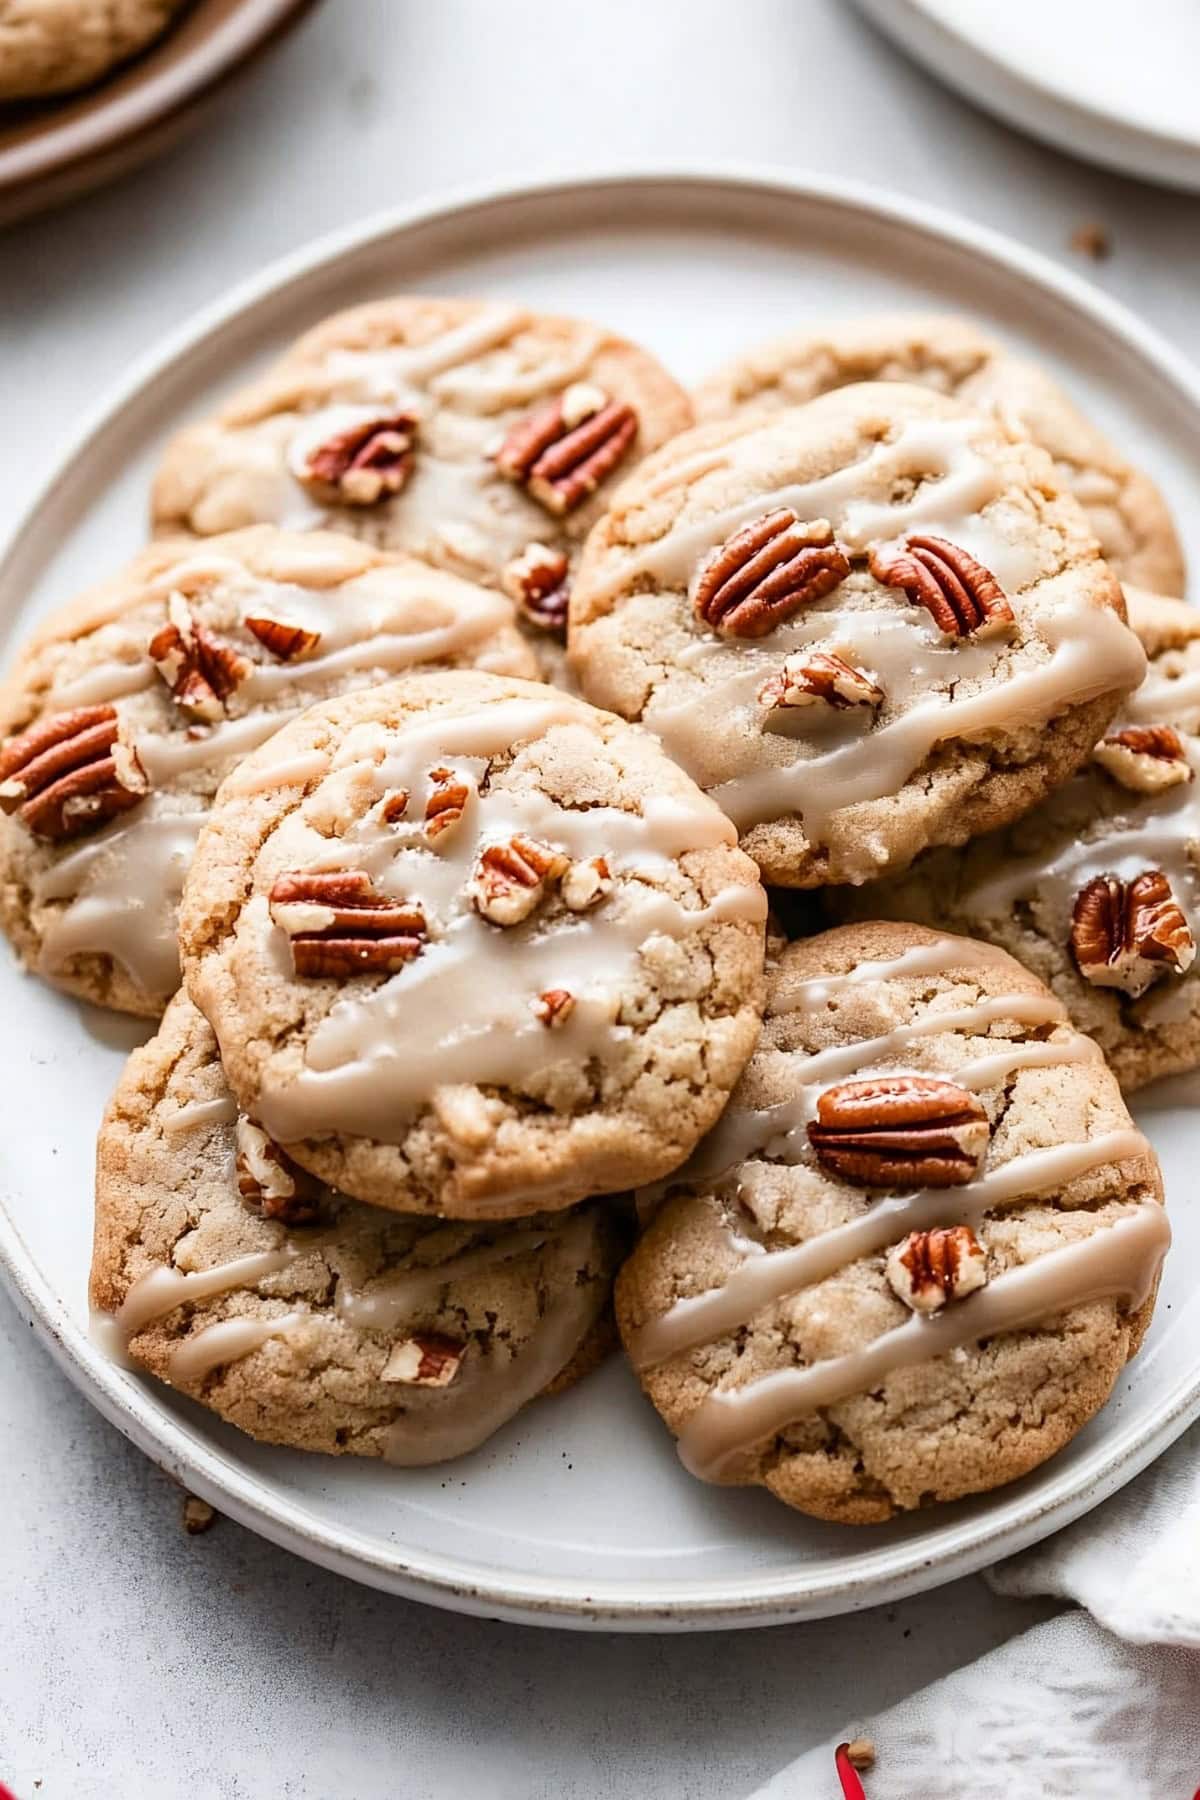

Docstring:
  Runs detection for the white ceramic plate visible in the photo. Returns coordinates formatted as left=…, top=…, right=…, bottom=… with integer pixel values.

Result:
left=856, top=0, right=1200, bottom=191
left=3, top=169, right=1200, bottom=1631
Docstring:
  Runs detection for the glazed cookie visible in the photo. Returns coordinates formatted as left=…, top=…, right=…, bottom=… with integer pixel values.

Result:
left=0, top=0, right=183, bottom=100
left=617, top=923, right=1168, bottom=1523
left=569, top=382, right=1145, bottom=887
left=179, top=670, right=768, bottom=1216
left=151, top=294, right=693, bottom=667
left=832, top=590, right=1200, bottom=1091
left=694, top=314, right=1185, bottom=596
left=91, top=995, right=623, bottom=1462
left=0, top=526, right=536, bottom=1018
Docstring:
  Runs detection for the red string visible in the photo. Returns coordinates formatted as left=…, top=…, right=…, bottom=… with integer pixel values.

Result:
left=835, top=1743, right=868, bottom=1799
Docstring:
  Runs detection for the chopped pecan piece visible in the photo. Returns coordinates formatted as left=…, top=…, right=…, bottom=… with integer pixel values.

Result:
left=381, top=1333, right=465, bottom=1387
left=235, top=1117, right=324, bottom=1225
left=693, top=511, right=851, bottom=639
left=495, top=383, right=637, bottom=515
left=1093, top=724, right=1192, bottom=793
left=378, top=788, right=410, bottom=824
left=1070, top=870, right=1195, bottom=995
left=886, top=1224, right=988, bottom=1313
left=532, top=988, right=575, bottom=1027
left=269, top=868, right=427, bottom=977
left=244, top=615, right=322, bottom=662
left=808, top=1074, right=989, bottom=1188
left=561, top=855, right=612, bottom=912
left=0, top=704, right=145, bottom=841
left=149, top=594, right=252, bottom=720
left=468, top=835, right=569, bottom=926
left=868, top=535, right=1014, bottom=639
left=758, top=649, right=884, bottom=712
left=424, top=767, right=472, bottom=841
left=298, top=414, right=418, bottom=505
left=501, top=543, right=571, bottom=637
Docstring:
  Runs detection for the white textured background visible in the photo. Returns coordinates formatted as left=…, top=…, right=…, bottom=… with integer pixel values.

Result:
left=3, top=3, right=1199, bottom=1795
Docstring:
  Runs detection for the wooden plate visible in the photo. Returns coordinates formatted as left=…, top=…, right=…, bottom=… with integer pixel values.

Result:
left=0, top=0, right=319, bottom=226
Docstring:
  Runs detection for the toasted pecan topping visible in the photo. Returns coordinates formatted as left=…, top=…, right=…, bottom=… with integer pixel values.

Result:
left=235, top=1118, right=324, bottom=1225
left=495, top=384, right=636, bottom=515
left=808, top=1074, right=990, bottom=1188
left=886, top=1224, right=988, bottom=1313
left=468, top=834, right=569, bottom=927
left=298, top=414, right=418, bottom=505
left=1070, top=870, right=1195, bottom=996
left=560, top=855, right=612, bottom=912
left=758, top=649, right=884, bottom=712
left=0, top=704, right=146, bottom=841
left=269, top=868, right=427, bottom=977
left=424, top=768, right=473, bottom=841
left=149, top=595, right=252, bottom=720
left=244, top=616, right=322, bottom=662
left=532, top=988, right=575, bottom=1028
left=501, top=543, right=571, bottom=637
left=868, top=535, right=1014, bottom=640
left=693, top=510, right=851, bottom=639
left=381, top=1332, right=465, bottom=1387
left=1093, top=724, right=1193, bottom=793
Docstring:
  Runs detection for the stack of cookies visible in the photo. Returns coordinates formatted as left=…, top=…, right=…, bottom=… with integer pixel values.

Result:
left=1, top=298, right=1183, bottom=1523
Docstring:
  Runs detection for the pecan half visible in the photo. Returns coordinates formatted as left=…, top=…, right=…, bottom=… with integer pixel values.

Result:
left=868, top=535, right=1014, bottom=639
left=0, top=704, right=145, bottom=841
left=757, top=649, right=884, bottom=712
left=381, top=1332, right=465, bottom=1387
left=244, top=615, right=322, bottom=662
left=807, top=1075, right=990, bottom=1188
left=693, top=511, right=851, bottom=639
left=494, top=383, right=636, bottom=515
left=1093, top=724, right=1193, bottom=793
left=424, top=768, right=472, bottom=841
left=149, top=595, right=252, bottom=721
left=468, top=835, right=569, bottom=926
left=235, top=1117, right=324, bottom=1225
left=1070, top=870, right=1195, bottom=995
left=298, top=414, right=418, bottom=505
left=561, top=855, right=612, bottom=912
left=269, top=869, right=427, bottom=977
left=501, top=543, right=571, bottom=638
left=532, top=988, right=575, bottom=1028
left=886, top=1224, right=988, bottom=1313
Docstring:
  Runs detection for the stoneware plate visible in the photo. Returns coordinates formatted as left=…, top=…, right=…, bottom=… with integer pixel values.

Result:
left=2, top=169, right=1200, bottom=1631
left=855, top=0, right=1200, bottom=193
left=0, top=0, right=318, bottom=227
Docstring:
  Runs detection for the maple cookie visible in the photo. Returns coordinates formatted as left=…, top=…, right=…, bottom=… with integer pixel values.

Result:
left=832, top=590, right=1200, bottom=1092
left=617, top=922, right=1168, bottom=1524
left=569, top=382, right=1145, bottom=888
left=178, top=670, right=767, bottom=1216
left=694, top=314, right=1185, bottom=596
left=0, top=0, right=184, bottom=100
left=0, top=526, right=536, bottom=1019
left=151, top=294, right=693, bottom=666
left=91, top=995, right=623, bottom=1462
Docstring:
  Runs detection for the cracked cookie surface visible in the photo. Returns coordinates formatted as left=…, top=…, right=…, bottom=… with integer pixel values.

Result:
left=569, top=381, right=1144, bottom=887
left=0, top=526, right=536, bottom=1018
left=179, top=669, right=767, bottom=1216
left=616, top=923, right=1166, bottom=1523
left=0, top=0, right=183, bottom=98
left=694, top=313, right=1184, bottom=596
left=91, top=994, right=623, bottom=1460
left=832, top=590, right=1200, bottom=1092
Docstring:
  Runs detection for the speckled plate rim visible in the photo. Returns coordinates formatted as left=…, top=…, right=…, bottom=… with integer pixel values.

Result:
left=3, top=165, right=1200, bottom=1631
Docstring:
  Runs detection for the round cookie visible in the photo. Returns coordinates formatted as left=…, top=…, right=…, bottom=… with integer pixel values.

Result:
left=694, top=314, right=1185, bottom=596
left=831, top=589, right=1200, bottom=1092
left=569, top=381, right=1145, bottom=887
left=91, top=995, right=623, bottom=1462
left=0, top=526, right=537, bottom=1018
left=179, top=670, right=768, bottom=1216
left=0, top=0, right=183, bottom=99
left=151, top=294, right=693, bottom=670
left=617, top=923, right=1168, bottom=1524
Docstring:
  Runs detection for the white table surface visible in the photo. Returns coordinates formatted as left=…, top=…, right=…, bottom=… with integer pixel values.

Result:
left=2, top=3, right=1197, bottom=1794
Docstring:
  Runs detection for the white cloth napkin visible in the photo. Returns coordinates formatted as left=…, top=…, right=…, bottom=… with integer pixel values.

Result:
left=748, top=1420, right=1200, bottom=1797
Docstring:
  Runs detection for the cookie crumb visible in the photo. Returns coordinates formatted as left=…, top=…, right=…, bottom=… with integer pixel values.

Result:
left=182, top=1494, right=216, bottom=1535
left=845, top=1738, right=876, bottom=1771
left=1070, top=223, right=1111, bottom=260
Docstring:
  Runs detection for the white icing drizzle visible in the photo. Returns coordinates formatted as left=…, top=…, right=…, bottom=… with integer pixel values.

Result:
left=252, top=698, right=761, bottom=1148
left=629, top=937, right=1167, bottom=1476
left=336, top=1227, right=552, bottom=1331
left=1126, top=667, right=1200, bottom=729
left=109, top=1247, right=297, bottom=1350
left=677, top=1203, right=1169, bottom=1480
left=168, top=1311, right=305, bottom=1387
left=163, top=1095, right=240, bottom=1137
left=54, top=661, right=158, bottom=709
